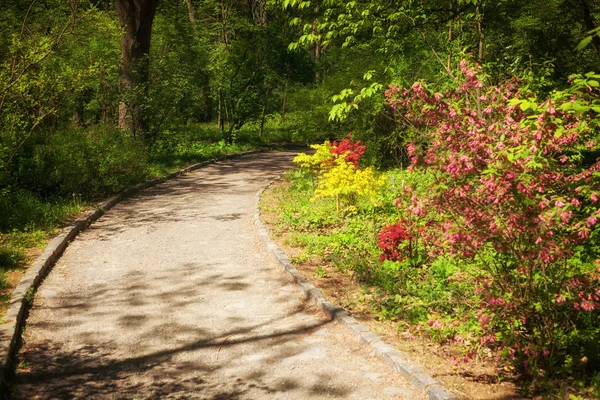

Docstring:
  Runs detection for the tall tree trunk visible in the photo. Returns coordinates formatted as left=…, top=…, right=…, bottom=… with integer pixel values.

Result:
left=310, top=7, right=320, bottom=82
left=580, top=0, right=600, bottom=58
left=220, top=0, right=231, bottom=51
left=186, top=0, right=195, bottom=24
left=281, top=79, right=288, bottom=121
left=447, top=3, right=453, bottom=71
left=475, top=0, right=484, bottom=113
left=476, top=0, right=484, bottom=63
left=251, top=0, right=267, bottom=26
left=114, top=0, right=160, bottom=140
left=217, top=91, right=223, bottom=129
left=259, top=104, right=266, bottom=137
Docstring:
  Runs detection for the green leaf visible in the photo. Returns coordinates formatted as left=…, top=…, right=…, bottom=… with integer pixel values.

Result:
left=572, top=103, right=590, bottom=116
left=576, top=36, right=593, bottom=51
left=561, top=102, right=573, bottom=111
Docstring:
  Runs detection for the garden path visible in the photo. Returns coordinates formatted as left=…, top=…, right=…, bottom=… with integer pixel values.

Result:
left=14, top=151, right=421, bottom=399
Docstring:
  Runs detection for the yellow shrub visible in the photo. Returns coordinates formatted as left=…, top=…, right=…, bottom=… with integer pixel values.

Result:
left=293, top=141, right=333, bottom=175
left=314, top=157, right=385, bottom=213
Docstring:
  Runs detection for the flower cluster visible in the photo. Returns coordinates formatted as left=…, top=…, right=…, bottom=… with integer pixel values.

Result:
left=330, top=133, right=366, bottom=168
left=293, top=135, right=383, bottom=214
left=377, top=222, right=411, bottom=262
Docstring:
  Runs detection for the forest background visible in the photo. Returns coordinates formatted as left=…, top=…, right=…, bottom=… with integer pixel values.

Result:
left=2, top=0, right=600, bottom=397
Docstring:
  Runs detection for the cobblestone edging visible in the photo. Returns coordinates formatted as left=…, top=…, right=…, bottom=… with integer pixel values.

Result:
left=0, top=149, right=265, bottom=396
left=254, top=179, right=458, bottom=400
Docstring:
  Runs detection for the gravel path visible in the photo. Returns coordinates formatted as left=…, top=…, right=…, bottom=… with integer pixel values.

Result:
left=14, top=151, right=422, bottom=399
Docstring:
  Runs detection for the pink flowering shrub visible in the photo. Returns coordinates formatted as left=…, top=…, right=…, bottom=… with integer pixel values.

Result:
left=385, top=61, right=600, bottom=377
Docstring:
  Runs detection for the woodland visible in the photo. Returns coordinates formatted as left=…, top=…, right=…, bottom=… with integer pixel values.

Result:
left=2, top=0, right=600, bottom=397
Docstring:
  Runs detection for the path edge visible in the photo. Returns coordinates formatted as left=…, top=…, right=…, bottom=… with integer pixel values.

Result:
left=0, top=148, right=267, bottom=396
left=253, top=178, right=458, bottom=400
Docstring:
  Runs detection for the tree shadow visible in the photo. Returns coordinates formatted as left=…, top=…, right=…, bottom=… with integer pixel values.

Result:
left=86, top=151, right=298, bottom=238
left=13, top=311, right=349, bottom=399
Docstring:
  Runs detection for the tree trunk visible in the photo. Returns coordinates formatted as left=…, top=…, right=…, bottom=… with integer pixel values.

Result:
left=447, top=3, right=453, bottom=71
left=217, top=92, right=223, bottom=129
left=281, top=79, right=288, bottom=121
left=114, top=0, right=160, bottom=140
left=186, top=0, right=195, bottom=24
left=310, top=7, right=320, bottom=82
left=251, top=0, right=267, bottom=26
left=476, top=0, right=484, bottom=63
left=220, top=0, right=231, bottom=51
left=259, top=104, right=266, bottom=137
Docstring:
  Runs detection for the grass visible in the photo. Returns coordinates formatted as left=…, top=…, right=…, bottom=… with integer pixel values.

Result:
left=0, top=192, right=87, bottom=315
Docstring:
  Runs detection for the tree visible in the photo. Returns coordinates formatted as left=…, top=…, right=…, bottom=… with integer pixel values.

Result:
left=114, top=0, right=160, bottom=139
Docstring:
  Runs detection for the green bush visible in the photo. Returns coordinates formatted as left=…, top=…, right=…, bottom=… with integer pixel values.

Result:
left=17, top=125, right=148, bottom=197
left=0, top=187, right=84, bottom=232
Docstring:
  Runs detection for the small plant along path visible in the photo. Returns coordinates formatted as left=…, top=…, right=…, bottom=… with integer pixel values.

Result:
left=13, top=151, right=421, bottom=399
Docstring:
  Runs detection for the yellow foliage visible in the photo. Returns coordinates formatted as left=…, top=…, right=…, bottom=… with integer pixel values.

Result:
left=314, top=157, right=385, bottom=208
left=292, top=141, right=332, bottom=174
left=293, top=140, right=384, bottom=214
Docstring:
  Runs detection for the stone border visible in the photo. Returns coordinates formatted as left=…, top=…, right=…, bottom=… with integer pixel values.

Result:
left=254, top=179, right=457, bottom=400
left=0, top=149, right=266, bottom=396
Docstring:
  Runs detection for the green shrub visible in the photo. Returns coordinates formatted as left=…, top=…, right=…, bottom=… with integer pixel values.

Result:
left=0, top=187, right=84, bottom=232
left=17, top=125, right=148, bottom=197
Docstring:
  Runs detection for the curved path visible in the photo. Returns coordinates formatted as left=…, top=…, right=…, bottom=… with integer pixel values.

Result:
left=14, top=151, right=421, bottom=399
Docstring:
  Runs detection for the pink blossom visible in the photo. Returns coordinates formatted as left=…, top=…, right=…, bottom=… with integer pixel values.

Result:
left=560, top=211, right=572, bottom=224
left=578, top=229, right=590, bottom=240
left=580, top=300, right=596, bottom=311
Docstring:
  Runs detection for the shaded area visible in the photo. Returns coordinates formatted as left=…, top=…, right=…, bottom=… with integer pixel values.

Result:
left=16, top=313, right=335, bottom=399
left=89, top=152, right=294, bottom=238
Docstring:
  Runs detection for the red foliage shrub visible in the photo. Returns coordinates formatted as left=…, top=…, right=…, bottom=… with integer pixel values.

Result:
left=331, top=133, right=366, bottom=168
left=377, top=222, right=411, bottom=262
